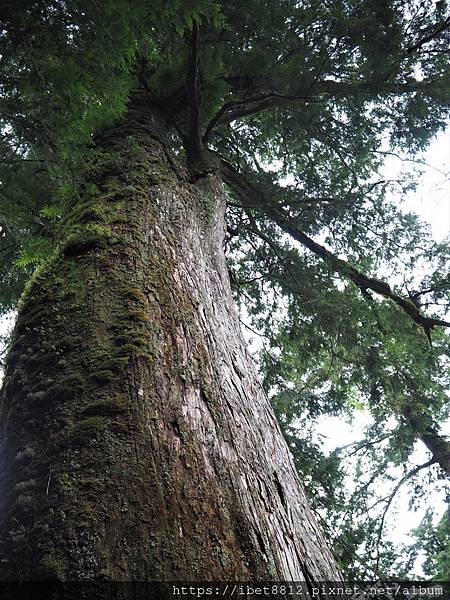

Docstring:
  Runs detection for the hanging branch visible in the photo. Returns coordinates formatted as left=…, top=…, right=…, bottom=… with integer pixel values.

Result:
left=219, top=158, right=450, bottom=342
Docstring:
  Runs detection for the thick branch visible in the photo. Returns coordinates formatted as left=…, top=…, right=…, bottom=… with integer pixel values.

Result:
left=402, top=407, right=450, bottom=477
left=220, top=159, right=450, bottom=339
left=203, top=76, right=447, bottom=140
left=185, top=20, right=203, bottom=163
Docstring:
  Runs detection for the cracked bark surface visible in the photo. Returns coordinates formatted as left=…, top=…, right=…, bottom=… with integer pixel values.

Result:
left=0, top=104, right=340, bottom=581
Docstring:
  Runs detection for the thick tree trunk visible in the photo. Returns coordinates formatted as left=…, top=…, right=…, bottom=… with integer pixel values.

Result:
left=0, top=99, right=340, bottom=582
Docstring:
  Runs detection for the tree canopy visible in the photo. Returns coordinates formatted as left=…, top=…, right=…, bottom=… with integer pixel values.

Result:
left=1, top=0, right=449, bottom=578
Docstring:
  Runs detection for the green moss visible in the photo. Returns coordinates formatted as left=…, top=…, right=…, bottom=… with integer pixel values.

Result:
left=15, top=305, right=48, bottom=333
left=63, top=373, right=86, bottom=387
left=102, top=356, right=130, bottom=372
left=41, top=373, right=85, bottom=405
left=119, top=285, right=147, bottom=305
left=81, top=398, right=126, bottom=417
left=114, top=335, right=147, bottom=348
left=17, top=250, right=60, bottom=311
left=41, top=384, right=74, bottom=405
left=89, top=369, right=115, bottom=385
left=70, top=416, right=108, bottom=445
left=199, top=190, right=215, bottom=224
left=39, top=555, right=66, bottom=579
left=113, top=343, right=146, bottom=358
left=77, top=205, right=107, bottom=224
left=62, top=224, right=118, bottom=257
left=128, top=308, right=150, bottom=322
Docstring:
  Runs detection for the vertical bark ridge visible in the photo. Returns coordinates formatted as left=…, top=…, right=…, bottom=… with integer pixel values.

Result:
left=0, top=103, right=340, bottom=581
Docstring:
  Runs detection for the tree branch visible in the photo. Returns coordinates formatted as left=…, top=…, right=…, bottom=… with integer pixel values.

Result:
left=203, top=74, right=449, bottom=141
left=406, top=16, right=450, bottom=55
left=203, top=92, right=322, bottom=143
left=219, top=158, right=450, bottom=340
left=185, top=19, right=204, bottom=164
left=401, top=406, right=450, bottom=478
left=374, top=459, right=436, bottom=574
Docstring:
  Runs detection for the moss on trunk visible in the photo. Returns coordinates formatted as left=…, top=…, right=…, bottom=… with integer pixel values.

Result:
left=0, top=101, right=340, bottom=582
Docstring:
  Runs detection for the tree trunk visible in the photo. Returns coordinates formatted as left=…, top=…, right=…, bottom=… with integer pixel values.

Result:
left=0, top=97, right=340, bottom=582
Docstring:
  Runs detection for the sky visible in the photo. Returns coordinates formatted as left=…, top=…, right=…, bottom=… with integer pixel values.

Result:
left=386, top=129, right=450, bottom=242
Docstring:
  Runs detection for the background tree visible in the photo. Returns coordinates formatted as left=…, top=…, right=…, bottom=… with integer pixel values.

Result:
left=0, top=0, right=449, bottom=581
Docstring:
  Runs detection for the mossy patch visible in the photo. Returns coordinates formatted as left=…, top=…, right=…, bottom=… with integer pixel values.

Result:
left=81, top=398, right=126, bottom=417
left=119, top=285, right=147, bottom=305
left=114, top=334, right=147, bottom=348
left=89, top=354, right=130, bottom=375
left=41, top=374, right=86, bottom=405
left=89, top=369, right=115, bottom=385
left=76, top=205, right=107, bottom=224
left=39, top=555, right=66, bottom=579
left=15, top=305, right=49, bottom=334
left=112, top=343, right=147, bottom=358
left=128, top=308, right=150, bottom=322
left=62, top=224, right=118, bottom=257
left=70, top=416, right=108, bottom=446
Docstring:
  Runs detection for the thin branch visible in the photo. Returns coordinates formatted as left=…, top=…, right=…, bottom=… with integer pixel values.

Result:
left=374, top=150, right=449, bottom=178
left=406, top=16, right=450, bottom=54
left=337, top=434, right=392, bottom=457
left=410, top=279, right=450, bottom=300
left=374, top=459, right=436, bottom=574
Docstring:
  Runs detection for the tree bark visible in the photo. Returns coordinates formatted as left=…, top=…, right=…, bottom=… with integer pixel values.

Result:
left=0, top=97, right=340, bottom=582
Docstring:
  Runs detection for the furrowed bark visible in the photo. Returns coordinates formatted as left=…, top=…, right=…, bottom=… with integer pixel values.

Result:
left=0, top=99, right=339, bottom=581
